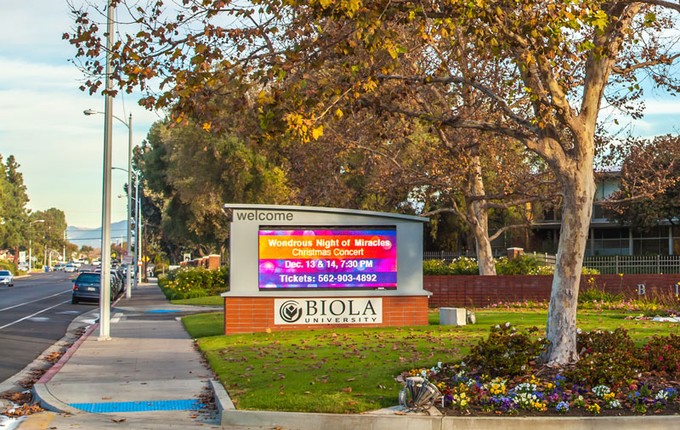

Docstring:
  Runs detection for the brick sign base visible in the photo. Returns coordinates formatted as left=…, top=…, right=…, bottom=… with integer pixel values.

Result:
left=224, top=296, right=429, bottom=334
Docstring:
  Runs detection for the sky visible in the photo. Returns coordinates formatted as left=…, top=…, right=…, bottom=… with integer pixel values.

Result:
left=0, top=1, right=161, bottom=229
left=0, top=1, right=679, bottom=231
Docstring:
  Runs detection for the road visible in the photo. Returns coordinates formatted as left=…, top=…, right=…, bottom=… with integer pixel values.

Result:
left=0, top=270, right=93, bottom=384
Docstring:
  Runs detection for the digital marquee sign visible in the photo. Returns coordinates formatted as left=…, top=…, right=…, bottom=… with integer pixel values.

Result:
left=258, top=226, right=397, bottom=290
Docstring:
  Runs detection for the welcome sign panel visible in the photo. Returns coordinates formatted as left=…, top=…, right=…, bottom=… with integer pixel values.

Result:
left=258, top=226, right=397, bottom=290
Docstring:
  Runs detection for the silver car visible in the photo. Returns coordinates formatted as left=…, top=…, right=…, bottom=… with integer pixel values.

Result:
left=0, top=270, right=14, bottom=287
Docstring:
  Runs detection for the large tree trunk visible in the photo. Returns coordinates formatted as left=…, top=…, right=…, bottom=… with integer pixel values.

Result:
left=469, top=201, right=496, bottom=275
left=543, top=165, right=595, bottom=366
left=467, top=153, right=497, bottom=276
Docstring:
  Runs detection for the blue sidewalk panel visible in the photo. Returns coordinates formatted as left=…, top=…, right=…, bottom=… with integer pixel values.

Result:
left=69, top=399, right=203, bottom=413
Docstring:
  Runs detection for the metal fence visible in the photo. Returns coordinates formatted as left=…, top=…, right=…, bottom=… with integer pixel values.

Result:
left=422, top=251, right=468, bottom=262
left=423, top=251, right=556, bottom=265
left=423, top=252, right=680, bottom=274
left=583, top=255, right=680, bottom=274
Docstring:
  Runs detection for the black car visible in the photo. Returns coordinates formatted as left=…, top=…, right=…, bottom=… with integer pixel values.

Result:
left=71, top=272, right=120, bottom=304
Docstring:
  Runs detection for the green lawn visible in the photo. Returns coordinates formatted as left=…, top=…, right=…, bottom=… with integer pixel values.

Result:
left=171, top=295, right=224, bottom=306
left=182, top=309, right=680, bottom=413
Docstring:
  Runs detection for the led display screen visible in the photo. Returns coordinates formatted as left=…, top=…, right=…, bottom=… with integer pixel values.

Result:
left=258, top=226, right=397, bottom=290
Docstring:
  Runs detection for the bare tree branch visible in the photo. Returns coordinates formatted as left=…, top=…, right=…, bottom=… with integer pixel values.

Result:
left=377, top=74, right=538, bottom=132
left=489, top=224, right=530, bottom=242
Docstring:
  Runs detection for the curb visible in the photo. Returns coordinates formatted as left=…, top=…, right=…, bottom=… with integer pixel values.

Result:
left=219, top=410, right=680, bottom=430
left=31, top=319, right=101, bottom=415
left=209, top=379, right=234, bottom=421
left=32, top=383, right=83, bottom=415
left=36, top=323, right=99, bottom=385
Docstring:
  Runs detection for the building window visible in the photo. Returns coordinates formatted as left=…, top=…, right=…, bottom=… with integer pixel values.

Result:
left=588, top=228, right=630, bottom=256
left=632, top=226, right=670, bottom=255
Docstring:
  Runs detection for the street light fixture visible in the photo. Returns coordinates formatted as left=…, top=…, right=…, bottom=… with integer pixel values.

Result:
left=84, top=111, right=132, bottom=295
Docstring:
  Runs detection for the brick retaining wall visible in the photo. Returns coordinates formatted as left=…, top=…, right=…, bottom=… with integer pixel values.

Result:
left=425, top=274, right=680, bottom=308
left=224, top=295, right=429, bottom=334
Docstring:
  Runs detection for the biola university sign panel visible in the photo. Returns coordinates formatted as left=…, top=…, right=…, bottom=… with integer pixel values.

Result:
left=222, top=204, right=430, bottom=334
left=275, top=298, right=383, bottom=325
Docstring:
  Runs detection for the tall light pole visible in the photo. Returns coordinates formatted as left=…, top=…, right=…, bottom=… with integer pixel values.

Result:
left=137, top=184, right=143, bottom=284
left=85, top=104, right=133, bottom=306
left=112, top=166, right=138, bottom=298
left=28, top=220, right=45, bottom=272
left=87, top=0, right=116, bottom=341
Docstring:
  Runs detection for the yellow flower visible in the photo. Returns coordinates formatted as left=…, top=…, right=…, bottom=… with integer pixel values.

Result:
left=587, top=403, right=601, bottom=414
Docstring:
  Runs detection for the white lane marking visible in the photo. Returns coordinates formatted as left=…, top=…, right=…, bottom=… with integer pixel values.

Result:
left=0, top=290, right=71, bottom=312
left=0, top=300, right=71, bottom=330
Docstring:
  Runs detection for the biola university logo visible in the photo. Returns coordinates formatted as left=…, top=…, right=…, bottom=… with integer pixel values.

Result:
left=274, top=298, right=383, bottom=325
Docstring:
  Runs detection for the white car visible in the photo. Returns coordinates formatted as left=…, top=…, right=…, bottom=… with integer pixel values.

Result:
left=64, top=264, right=78, bottom=273
left=0, top=270, right=14, bottom=287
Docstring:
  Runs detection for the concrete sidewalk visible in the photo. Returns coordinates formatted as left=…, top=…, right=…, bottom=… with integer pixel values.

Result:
left=26, top=280, right=239, bottom=429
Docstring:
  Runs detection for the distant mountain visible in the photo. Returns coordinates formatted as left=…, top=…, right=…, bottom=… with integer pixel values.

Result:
left=67, top=220, right=129, bottom=249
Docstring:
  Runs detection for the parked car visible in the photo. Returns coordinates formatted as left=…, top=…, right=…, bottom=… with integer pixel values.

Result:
left=64, top=263, right=78, bottom=273
left=109, top=270, right=124, bottom=295
left=71, top=272, right=120, bottom=304
left=0, top=270, right=14, bottom=287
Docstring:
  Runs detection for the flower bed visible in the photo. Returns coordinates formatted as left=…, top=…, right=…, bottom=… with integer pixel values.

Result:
left=402, top=324, right=680, bottom=416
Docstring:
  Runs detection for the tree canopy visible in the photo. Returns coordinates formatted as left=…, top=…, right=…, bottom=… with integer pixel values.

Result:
left=0, top=155, right=31, bottom=258
left=67, top=0, right=680, bottom=365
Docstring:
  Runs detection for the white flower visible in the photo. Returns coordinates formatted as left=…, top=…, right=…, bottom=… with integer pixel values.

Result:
left=592, top=385, right=611, bottom=398
left=656, top=390, right=669, bottom=401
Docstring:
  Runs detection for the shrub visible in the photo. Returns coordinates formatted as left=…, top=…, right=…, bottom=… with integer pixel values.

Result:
left=0, top=260, right=16, bottom=273
left=579, top=276, right=624, bottom=305
left=159, top=266, right=229, bottom=300
left=566, top=328, right=641, bottom=387
left=463, top=323, right=549, bottom=377
left=207, top=265, right=230, bottom=296
left=578, top=288, right=624, bottom=304
left=422, top=259, right=450, bottom=275
left=423, top=257, right=480, bottom=275
left=496, top=256, right=545, bottom=275
left=424, top=255, right=598, bottom=276
left=639, top=334, right=680, bottom=375
left=449, top=257, right=480, bottom=274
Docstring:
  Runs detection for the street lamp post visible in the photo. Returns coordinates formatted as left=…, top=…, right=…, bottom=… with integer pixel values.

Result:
left=112, top=166, right=139, bottom=298
left=85, top=0, right=116, bottom=341
left=85, top=104, right=133, bottom=305
left=28, top=220, right=45, bottom=272
left=134, top=172, right=141, bottom=287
